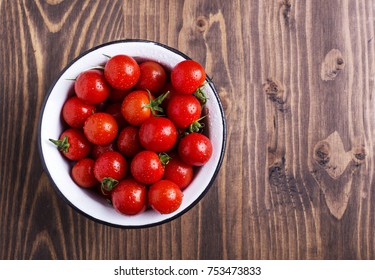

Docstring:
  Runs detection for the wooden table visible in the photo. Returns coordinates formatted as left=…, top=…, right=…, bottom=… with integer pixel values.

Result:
left=1, top=0, right=374, bottom=260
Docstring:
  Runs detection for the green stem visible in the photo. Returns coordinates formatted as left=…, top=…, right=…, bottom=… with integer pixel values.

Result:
left=143, top=90, right=169, bottom=116
left=49, top=136, right=70, bottom=153
left=158, top=152, right=171, bottom=166
left=101, top=177, right=119, bottom=194
left=188, top=115, right=207, bottom=133
left=194, top=83, right=208, bottom=105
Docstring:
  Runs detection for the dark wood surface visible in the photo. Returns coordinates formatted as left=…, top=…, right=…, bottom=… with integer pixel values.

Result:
left=1, top=0, right=375, bottom=260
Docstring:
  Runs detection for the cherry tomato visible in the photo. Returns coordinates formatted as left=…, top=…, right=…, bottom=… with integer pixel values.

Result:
left=171, top=60, right=206, bottom=94
left=117, top=126, right=143, bottom=157
left=105, top=103, right=127, bottom=129
left=159, top=82, right=184, bottom=111
left=71, top=158, right=97, bottom=188
left=130, top=151, right=165, bottom=185
left=108, top=88, right=130, bottom=102
left=178, top=132, right=212, bottom=166
left=83, top=112, right=118, bottom=145
left=49, top=128, right=91, bottom=161
left=139, top=117, right=177, bottom=152
left=148, top=180, right=183, bottom=214
left=90, top=142, right=116, bottom=159
left=121, top=90, right=152, bottom=126
left=94, top=151, right=128, bottom=189
left=74, top=69, right=110, bottom=105
left=104, top=54, right=140, bottom=90
left=62, top=96, right=96, bottom=128
left=166, top=94, right=202, bottom=129
left=111, top=179, right=147, bottom=215
left=135, top=61, right=167, bottom=94
left=163, top=156, right=193, bottom=189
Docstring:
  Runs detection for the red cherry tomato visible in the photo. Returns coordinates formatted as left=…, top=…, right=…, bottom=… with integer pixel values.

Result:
left=166, top=94, right=202, bottom=129
left=74, top=69, right=110, bottom=105
left=171, top=60, right=206, bottom=94
left=135, top=61, right=167, bottom=94
left=104, top=103, right=127, bottom=129
left=111, top=179, right=147, bottom=215
left=159, top=82, right=184, bottom=111
left=130, top=151, right=165, bottom=185
left=90, top=142, right=116, bottom=159
left=139, top=117, right=177, bottom=152
left=178, top=133, right=212, bottom=166
left=71, top=158, right=97, bottom=188
left=148, top=180, right=183, bottom=214
left=62, top=96, right=96, bottom=128
left=163, top=156, right=193, bottom=189
left=108, top=88, right=130, bottom=102
left=83, top=112, right=118, bottom=145
left=104, top=54, right=140, bottom=90
left=117, top=126, right=143, bottom=157
left=121, top=90, right=152, bottom=126
left=94, top=151, right=128, bottom=189
left=49, top=128, right=91, bottom=161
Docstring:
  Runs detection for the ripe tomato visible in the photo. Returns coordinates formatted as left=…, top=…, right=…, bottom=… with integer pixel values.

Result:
left=166, top=94, right=202, bottom=129
left=135, top=61, right=167, bottom=94
left=148, top=180, right=183, bottom=214
left=139, top=117, right=177, bottom=152
left=90, top=142, right=116, bottom=159
left=71, top=158, right=97, bottom=188
left=111, top=179, right=147, bottom=215
left=49, top=128, right=91, bottom=161
left=62, top=96, right=96, bottom=128
left=121, top=90, right=152, bottom=126
left=163, top=156, right=193, bottom=189
left=130, top=151, right=165, bottom=185
left=171, top=60, right=206, bottom=94
left=108, top=88, right=130, bottom=102
left=83, top=112, right=118, bottom=145
left=94, top=151, right=128, bottom=189
left=178, top=133, right=212, bottom=166
left=117, top=126, right=143, bottom=157
left=104, top=54, right=140, bottom=90
left=74, top=69, right=110, bottom=105
left=104, top=103, right=127, bottom=129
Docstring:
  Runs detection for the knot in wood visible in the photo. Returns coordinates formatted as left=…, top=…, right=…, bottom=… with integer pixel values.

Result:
left=321, top=49, right=345, bottom=81
left=313, top=141, right=330, bottom=166
left=279, top=0, right=292, bottom=21
left=263, top=78, right=284, bottom=97
left=195, top=16, right=209, bottom=33
left=263, top=78, right=288, bottom=111
left=352, top=146, right=367, bottom=165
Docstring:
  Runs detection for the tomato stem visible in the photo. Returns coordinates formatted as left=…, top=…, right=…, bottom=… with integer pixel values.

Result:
left=101, top=177, right=119, bottom=193
left=194, top=83, right=208, bottom=105
left=158, top=152, right=171, bottom=166
left=143, top=90, right=169, bottom=117
left=49, top=136, right=70, bottom=153
left=188, top=115, right=206, bottom=133
left=102, top=54, right=112, bottom=59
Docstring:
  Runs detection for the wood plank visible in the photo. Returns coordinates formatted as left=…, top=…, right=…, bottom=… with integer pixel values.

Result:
left=0, top=0, right=374, bottom=260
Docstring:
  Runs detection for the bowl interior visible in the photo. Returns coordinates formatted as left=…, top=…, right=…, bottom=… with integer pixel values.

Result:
left=39, top=40, right=226, bottom=228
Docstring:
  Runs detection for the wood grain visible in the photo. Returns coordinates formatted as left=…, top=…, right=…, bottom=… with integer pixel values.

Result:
left=0, top=0, right=375, bottom=260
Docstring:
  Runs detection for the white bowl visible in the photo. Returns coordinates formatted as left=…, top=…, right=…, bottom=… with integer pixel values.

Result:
left=38, top=39, right=227, bottom=228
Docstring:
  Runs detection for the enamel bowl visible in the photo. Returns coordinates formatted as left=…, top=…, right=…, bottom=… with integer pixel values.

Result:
left=38, top=39, right=226, bottom=228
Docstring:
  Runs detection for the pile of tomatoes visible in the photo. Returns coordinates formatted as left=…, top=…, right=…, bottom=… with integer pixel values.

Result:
left=50, top=54, right=213, bottom=216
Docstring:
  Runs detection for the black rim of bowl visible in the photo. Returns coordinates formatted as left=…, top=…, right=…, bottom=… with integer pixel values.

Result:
left=37, top=39, right=227, bottom=229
